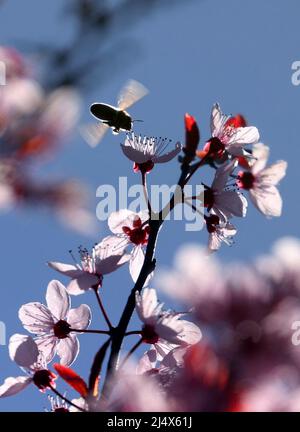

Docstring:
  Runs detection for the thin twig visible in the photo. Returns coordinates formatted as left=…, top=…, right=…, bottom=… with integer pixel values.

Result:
left=93, top=288, right=113, bottom=331
left=70, top=328, right=110, bottom=335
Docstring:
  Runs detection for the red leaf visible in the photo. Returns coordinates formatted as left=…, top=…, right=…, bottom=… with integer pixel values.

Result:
left=54, top=363, right=88, bottom=397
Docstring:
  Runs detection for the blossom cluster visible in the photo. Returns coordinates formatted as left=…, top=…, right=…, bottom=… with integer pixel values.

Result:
left=0, top=46, right=95, bottom=235
left=0, top=93, right=288, bottom=411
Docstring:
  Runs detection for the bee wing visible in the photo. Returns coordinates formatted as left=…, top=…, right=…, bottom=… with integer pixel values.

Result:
left=117, top=79, right=148, bottom=111
left=79, top=121, right=109, bottom=148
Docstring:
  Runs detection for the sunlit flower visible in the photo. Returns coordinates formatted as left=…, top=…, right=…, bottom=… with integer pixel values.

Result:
left=237, top=143, right=287, bottom=217
left=19, top=280, right=91, bottom=365
left=48, top=238, right=129, bottom=295
left=0, top=334, right=56, bottom=398
left=135, top=288, right=202, bottom=359
left=203, top=160, right=248, bottom=222
left=204, top=103, right=259, bottom=158
left=205, top=214, right=237, bottom=251
left=105, top=209, right=150, bottom=282
left=121, top=133, right=182, bottom=173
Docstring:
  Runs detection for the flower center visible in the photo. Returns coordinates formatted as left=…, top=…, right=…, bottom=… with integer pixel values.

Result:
left=141, top=324, right=159, bottom=344
left=53, top=320, right=71, bottom=339
left=33, top=369, right=56, bottom=390
left=237, top=171, right=255, bottom=190
left=122, top=217, right=150, bottom=246
left=133, top=160, right=155, bottom=174
left=205, top=214, right=220, bottom=233
left=204, top=137, right=225, bottom=158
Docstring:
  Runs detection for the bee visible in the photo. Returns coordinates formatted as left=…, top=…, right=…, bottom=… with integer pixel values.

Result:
left=80, top=79, right=148, bottom=147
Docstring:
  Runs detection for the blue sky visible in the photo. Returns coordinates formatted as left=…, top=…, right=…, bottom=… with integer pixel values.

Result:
left=0, top=0, right=299, bottom=411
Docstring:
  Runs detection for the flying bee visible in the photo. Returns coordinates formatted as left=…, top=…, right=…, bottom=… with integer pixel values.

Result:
left=80, top=79, right=148, bottom=147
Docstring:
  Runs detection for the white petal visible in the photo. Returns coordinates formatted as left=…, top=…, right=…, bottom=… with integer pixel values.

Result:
left=120, top=144, right=149, bottom=163
left=57, top=335, right=79, bottom=366
left=108, top=209, right=136, bottom=234
left=129, top=246, right=145, bottom=283
left=250, top=186, right=283, bottom=217
left=136, top=349, right=158, bottom=374
left=46, top=280, right=70, bottom=320
left=35, top=335, right=57, bottom=364
left=214, top=190, right=248, bottom=219
left=228, top=126, right=260, bottom=145
left=9, top=334, right=39, bottom=367
left=67, top=305, right=91, bottom=330
left=152, top=142, right=182, bottom=163
left=19, top=302, right=54, bottom=334
left=212, top=160, right=237, bottom=191
left=66, top=273, right=100, bottom=295
left=135, top=288, right=160, bottom=322
left=47, top=261, right=83, bottom=278
left=257, top=160, right=287, bottom=186
left=0, top=376, right=32, bottom=398
left=210, top=103, right=224, bottom=135
left=208, top=232, right=222, bottom=252
left=251, top=143, right=270, bottom=174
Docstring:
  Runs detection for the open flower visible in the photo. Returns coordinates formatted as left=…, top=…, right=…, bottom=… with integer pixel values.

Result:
left=48, top=238, right=129, bottom=295
left=236, top=143, right=287, bottom=217
left=203, top=160, right=248, bottom=222
left=121, top=133, right=182, bottom=173
left=0, top=334, right=56, bottom=398
left=105, top=209, right=150, bottom=283
left=135, top=288, right=202, bottom=359
left=204, top=103, right=259, bottom=158
left=205, top=214, right=237, bottom=251
left=19, top=280, right=91, bottom=365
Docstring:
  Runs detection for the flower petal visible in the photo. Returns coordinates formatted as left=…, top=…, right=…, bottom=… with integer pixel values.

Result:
left=66, top=273, right=99, bottom=296
left=228, top=126, right=259, bottom=146
left=47, top=261, right=83, bottom=278
left=19, top=302, right=54, bottom=334
left=121, top=143, right=149, bottom=164
left=9, top=334, right=39, bottom=367
left=57, top=335, right=79, bottom=366
left=135, top=288, right=160, bottom=322
left=250, top=186, right=283, bottom=217
left=251, top=143, right=270, bottom=175
left=212, top=160, right=237, bottom=191
left=67, top=305, right=92, bottom=330
left=210, top=103, right=224, bottom=135
left=214, top=191, right=248, bottom=220
left=108, top=209, right=136, bottom=234
left=129, top=246, right=145, bottom=283
left=258, top=160, right=287, bottom=186
left=46, top=280, right=70, bottom=320
left=152, top=142, right=182, bottom=163
left=35, top=335, right=57, bottom=364
left=0, top=376, right=32, bottom=398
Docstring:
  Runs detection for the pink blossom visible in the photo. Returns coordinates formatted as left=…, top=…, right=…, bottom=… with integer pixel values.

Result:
left=48, top=238, right=129, bottom=295
left=135, top=288, right=202, bottom=359
left=121, top=133, right=182, bottom=173
left=205, top=103, right=259, bottom=158
left=237, top=143, right=287, bottom=217
left=106, top=209, right=150, bottom=282
left=0, top=334, right=56, bottom=398
left=19, top=280, right=91, bottom=365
